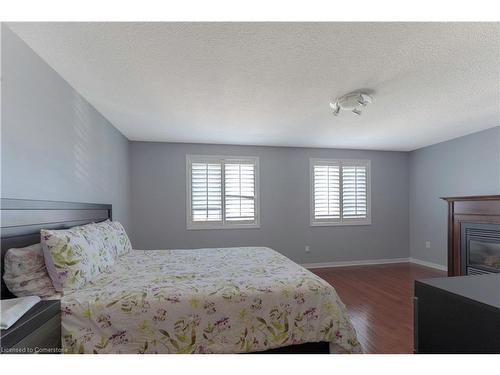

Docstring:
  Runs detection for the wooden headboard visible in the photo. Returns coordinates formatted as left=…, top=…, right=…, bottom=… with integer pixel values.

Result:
left=1, top=199, right=112, bottom=299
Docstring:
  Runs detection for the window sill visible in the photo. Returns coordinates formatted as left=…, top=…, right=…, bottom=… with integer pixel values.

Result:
left=310, top=220, right=372, bottom=227
left=187, top=223, right=261, bottom=230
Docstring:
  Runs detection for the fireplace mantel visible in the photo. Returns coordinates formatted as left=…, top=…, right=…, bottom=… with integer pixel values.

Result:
left=441, top=195, right=500, bottom=276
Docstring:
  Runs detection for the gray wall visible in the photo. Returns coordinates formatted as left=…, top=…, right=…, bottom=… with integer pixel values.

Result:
left=4, top=23, right=498, bottom=267
left=130, top=142, right=409, bottom=264
left=409, top=126, right=500, bottom=266
left=1, top=25, right=131, bottom=229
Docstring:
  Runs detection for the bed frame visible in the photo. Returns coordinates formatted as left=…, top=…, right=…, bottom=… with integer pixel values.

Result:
left=0, top=198, right=329, bottom=353
left=0, top=198, right=112, bottom=299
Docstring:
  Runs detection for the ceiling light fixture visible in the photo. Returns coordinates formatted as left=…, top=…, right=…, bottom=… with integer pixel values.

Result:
left=330, top=92, right=373, bottom=116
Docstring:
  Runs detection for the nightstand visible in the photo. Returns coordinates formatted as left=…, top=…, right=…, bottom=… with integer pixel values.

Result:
left=1, top=300, right=61, bottom=354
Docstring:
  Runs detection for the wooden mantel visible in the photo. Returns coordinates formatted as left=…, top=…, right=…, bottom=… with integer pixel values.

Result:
left=441, top=195, right=500, bottom=276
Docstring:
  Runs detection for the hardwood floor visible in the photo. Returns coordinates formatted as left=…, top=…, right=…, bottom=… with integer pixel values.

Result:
left=311, top=263, right=445, bottom=354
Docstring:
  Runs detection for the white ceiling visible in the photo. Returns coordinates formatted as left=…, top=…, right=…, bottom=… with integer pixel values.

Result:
left=7, top=22, right=500, bottom=151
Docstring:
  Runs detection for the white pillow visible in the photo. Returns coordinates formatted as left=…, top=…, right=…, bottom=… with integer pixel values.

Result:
left=3, top=243, right=60, bottom=299
left=41, top=223, right=116, bottom=292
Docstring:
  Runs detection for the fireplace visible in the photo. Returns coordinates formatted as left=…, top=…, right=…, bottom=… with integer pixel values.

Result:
left=442, top=195, right=500, bottom=276
left=461, top=223, right=500, bottom=275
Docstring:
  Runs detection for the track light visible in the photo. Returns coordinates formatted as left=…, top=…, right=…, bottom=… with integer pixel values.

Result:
left=330, top=92, right=373, bottom=116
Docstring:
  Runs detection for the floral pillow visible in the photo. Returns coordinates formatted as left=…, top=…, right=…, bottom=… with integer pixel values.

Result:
left=3, top=243, right=60, bottom=299
left=41, top=223, right=116, bottom=292
left=92, top=220, right=132, bottom=258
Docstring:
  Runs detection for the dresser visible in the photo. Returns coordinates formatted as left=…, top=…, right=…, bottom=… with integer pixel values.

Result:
left=414, top=274, right=500, bottom=353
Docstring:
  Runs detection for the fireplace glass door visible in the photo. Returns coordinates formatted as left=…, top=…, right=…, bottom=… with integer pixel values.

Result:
left=461, top=223, right=500, bottom=275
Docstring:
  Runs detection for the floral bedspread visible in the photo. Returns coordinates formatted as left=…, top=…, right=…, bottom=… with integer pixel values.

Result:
left=61, top=247, right=361, bottom=354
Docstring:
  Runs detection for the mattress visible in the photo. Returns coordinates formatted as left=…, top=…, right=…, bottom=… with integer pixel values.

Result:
left=61, top=247, right=361, bottom=353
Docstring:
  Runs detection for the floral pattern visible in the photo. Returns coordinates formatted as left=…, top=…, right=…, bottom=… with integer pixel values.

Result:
left=3, top=243, right=60, bottom=299
left=91, top=220, right=132, bottom=258
left=61, top=247, right=361, bottom=354
left=41, top=221, right=131, bottom=292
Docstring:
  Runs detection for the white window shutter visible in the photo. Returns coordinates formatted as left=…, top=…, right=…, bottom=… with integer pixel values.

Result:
left=224, top=162, right=256, bottom=222
left=191, top=162, right=222, bottom=222
left=313, top=164, right=340, bottom=220
left=187, top=155, right=259, bottom=229
left=342, top=165, right=367, bottom=219
left=311, top=158, right=370, bottom=226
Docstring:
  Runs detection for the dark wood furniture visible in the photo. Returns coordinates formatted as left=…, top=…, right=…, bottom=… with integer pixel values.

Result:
left=1, top=300, right=61, bottom=353
left=256, top=341, right=329, bottom=354
left=414, top=274, right=500, bottom=353
left=442, top=195, right=500, bottom=276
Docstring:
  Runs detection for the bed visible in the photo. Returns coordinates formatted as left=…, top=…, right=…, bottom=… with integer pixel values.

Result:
left=1, top=199, right=360, bottom=354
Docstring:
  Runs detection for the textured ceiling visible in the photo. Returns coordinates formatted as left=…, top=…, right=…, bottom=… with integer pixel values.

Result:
left=7, top=22, right=500, bottom=151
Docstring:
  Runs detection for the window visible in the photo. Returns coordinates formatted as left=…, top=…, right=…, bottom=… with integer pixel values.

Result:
left=187, top=155, right=259, bottom=229
left=310, top=159, right=371, bottom=226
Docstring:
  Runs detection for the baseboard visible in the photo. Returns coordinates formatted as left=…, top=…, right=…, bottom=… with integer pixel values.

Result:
left=301, top=257, right=448, bottom=271
left=409, top=257, right=448, bottom=272
left=301, top=257, right=410, bottom=269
